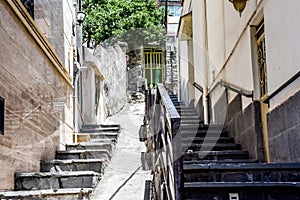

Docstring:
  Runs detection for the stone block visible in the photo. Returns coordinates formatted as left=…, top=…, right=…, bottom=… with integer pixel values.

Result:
left=227, top=94, right=242, bottom=120
left=267, top=104, right=287, bottom=138
left=284, top=90, right=300, bottom=128
left=60, top=176, right=94, bottom=189
left=288, top=124, right=300, bottom=162
left=222, top=172, right=251, bottom=182
left=269, top=132, right=291, bottom=162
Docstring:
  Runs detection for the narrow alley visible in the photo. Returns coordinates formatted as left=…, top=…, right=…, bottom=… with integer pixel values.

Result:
left=91, top=102, right=151, bottom=200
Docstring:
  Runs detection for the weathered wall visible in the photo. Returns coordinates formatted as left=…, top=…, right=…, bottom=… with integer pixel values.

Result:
left=82, top=44, right=127, bottom=123
left=0, top=1, right=73, bottom=190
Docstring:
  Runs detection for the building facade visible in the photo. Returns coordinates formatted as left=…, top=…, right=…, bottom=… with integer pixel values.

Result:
left=177, top=0, right=300, bottom=163
left=0, top=0, right=81, bottom=190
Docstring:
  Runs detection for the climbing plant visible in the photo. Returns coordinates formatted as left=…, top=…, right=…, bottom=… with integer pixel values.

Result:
left=82, top=0, right=165, bottom=46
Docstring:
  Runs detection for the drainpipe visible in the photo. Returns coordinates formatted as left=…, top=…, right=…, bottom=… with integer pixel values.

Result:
left=203, top=0, right=209, bottom=124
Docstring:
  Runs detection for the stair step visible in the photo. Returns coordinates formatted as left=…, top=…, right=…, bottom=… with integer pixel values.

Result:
left=182, top=136, right=234, bottom=144
left=184, top=163, right=300, bottom=183
left=41, top=159, right=106, bottom=174
left=181, top=130, right=228, bottom=138
left=180, top=115, right=201, bottom=120
left=185, top=182, right=300, bottom=188
left=0, top=188, right=93, bottom=200
left=81, top=124, right=120, bottom=130
left=76, top=132, right=118, bottom=142
left=66, top=143, right=113, bottom=153
left=183, top=159, right=257, bottom=164
left=56, top=149, right=111, bottom=160
left=181, top=124, right=224, bottom=129
left=183, top=150, right=249, bottom=161
left=184, top=162, right=300, bottom=171
left=178, top=112, right=199, bottom=116
left=185, top=182, right=300, bottom=200
left=15, top=171, right=100, bottom=190
left=183, top=143, right=241, bottom=151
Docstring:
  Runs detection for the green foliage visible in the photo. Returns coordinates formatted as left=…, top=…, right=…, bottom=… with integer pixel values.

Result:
left=83, top=0, right=165, bottom=46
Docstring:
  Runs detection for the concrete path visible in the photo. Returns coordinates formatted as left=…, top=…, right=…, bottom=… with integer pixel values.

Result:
left=91, top=103, right=151, bottom=200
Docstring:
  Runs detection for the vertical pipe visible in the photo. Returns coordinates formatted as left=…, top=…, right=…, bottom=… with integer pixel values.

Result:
left=203, top=0, right=210, bottom=124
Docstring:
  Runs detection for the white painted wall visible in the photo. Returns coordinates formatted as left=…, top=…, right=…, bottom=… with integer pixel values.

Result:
left=178, top=41, right=190, bottom=106
left=264, top=0, right=300, bottom=109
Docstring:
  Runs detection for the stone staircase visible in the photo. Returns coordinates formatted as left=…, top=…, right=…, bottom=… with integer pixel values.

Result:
left=169, top=94, right=300, bottom=200
left=0, top=124, right=120, bottom=200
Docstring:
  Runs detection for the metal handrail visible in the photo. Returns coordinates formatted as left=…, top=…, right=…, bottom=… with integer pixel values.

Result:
left=264, top=70, right=300, bottom=103
left=193, top=82, right=203, bottom=93
left=207, top=80, right=253, bottom=99
left=145, top=83, right=183, bottom=200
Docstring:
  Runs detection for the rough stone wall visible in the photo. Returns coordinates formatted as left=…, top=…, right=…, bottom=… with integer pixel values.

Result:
left=267, top=90, right=300, bottom=162
left=93, top=44, right=128, bottom=118
left=0, top=1, right=73, bottom=190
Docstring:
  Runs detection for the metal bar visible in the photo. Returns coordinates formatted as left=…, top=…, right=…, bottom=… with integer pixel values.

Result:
left=222, top=81, right=253, bottom=98
left=207, top=80, right=253, bottom=99
left=193, top=82, right=203, bottom=93
left=264, top=70, right=300, bottom=103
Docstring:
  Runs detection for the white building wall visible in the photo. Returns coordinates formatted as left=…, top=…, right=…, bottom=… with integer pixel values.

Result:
left=264, top=0, right=300, bottom=110
left=178, top=41, right=189, bottom=105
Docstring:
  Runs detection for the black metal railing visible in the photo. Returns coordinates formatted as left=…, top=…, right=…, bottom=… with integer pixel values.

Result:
left=145, top=83, right=183, bottom=200
left=208, top=80, right=253, bottom=99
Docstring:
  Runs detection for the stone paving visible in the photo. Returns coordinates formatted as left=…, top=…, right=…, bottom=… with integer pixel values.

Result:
left=91, top=102, right=151, bottom=200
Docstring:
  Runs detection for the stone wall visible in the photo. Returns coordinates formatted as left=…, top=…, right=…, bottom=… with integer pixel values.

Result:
left=267, top=90, right=300, bottom=162
left=0, top=1, right=73, bottom=190
left=82, top=44, right=128, bottom=125
left=214, top=93, right=265, bottom=162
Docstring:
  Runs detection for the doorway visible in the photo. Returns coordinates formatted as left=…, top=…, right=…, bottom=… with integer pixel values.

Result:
left=255, top=18, right=270, bottom=162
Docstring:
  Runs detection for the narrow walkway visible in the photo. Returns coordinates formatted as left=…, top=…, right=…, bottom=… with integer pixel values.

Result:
left=92, top=103, right=151, bottom=200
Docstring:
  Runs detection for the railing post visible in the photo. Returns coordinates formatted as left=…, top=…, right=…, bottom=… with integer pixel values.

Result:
left=171, top=117, right=183, bottom=200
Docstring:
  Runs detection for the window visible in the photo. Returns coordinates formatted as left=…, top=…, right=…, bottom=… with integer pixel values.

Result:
left=256, top=18, right=268, bottom=98
left=168, top=5, right=181, bottom=16
left=0, top=97, right=4, bottom=135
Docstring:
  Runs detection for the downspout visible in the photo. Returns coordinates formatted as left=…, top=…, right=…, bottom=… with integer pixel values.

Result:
left=203, top=0, right=210, bottom=124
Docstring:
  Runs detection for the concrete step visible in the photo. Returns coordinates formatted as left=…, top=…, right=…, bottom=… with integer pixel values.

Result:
left=183, top=143, right=242, bottom=151
left=180, top=115, right=202, bottom=120
left=181, top=129, right=228, bottom=138
left=0, top=188, right=93, bottom=200
left=183, top=159, right=257, bottom=165
left=181, top=124, right=224, bottom=130
left=184, top=163, right=300, bottom=183
left=182, top=136, right=234, bottom=144
left=56, top=149, right=111, bottom=160
left=180, top=119, right=203, bottom=125
left=178, top=111, right=199, bottom=116
left=184, top=182, right=300, bottom=200
left=183, top=150, right=249, bottom=161
left=15, top=171, right=100, bottom=191
left=41, top=159, right=106, bottom=174
left=66, top=143, right=113, bottom=153
left=81, top=124, right=120, bottom=133
left=77, top=132, right=119, bottom=143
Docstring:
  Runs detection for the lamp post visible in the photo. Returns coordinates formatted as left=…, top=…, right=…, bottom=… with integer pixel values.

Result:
left=229, top=0, right=248, bottom=17
left=76, top=11, right=86, bottom=25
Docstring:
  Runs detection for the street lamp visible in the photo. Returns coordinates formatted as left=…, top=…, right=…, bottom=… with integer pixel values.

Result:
left=229, top=0, right=248, bottom=17
left=76, top=11, right=86, bottom=25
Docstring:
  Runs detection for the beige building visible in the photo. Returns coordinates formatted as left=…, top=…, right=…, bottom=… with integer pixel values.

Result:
left=177, top=0, right=300, bottom=163
left=0, top=0, right=81, bottom=190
